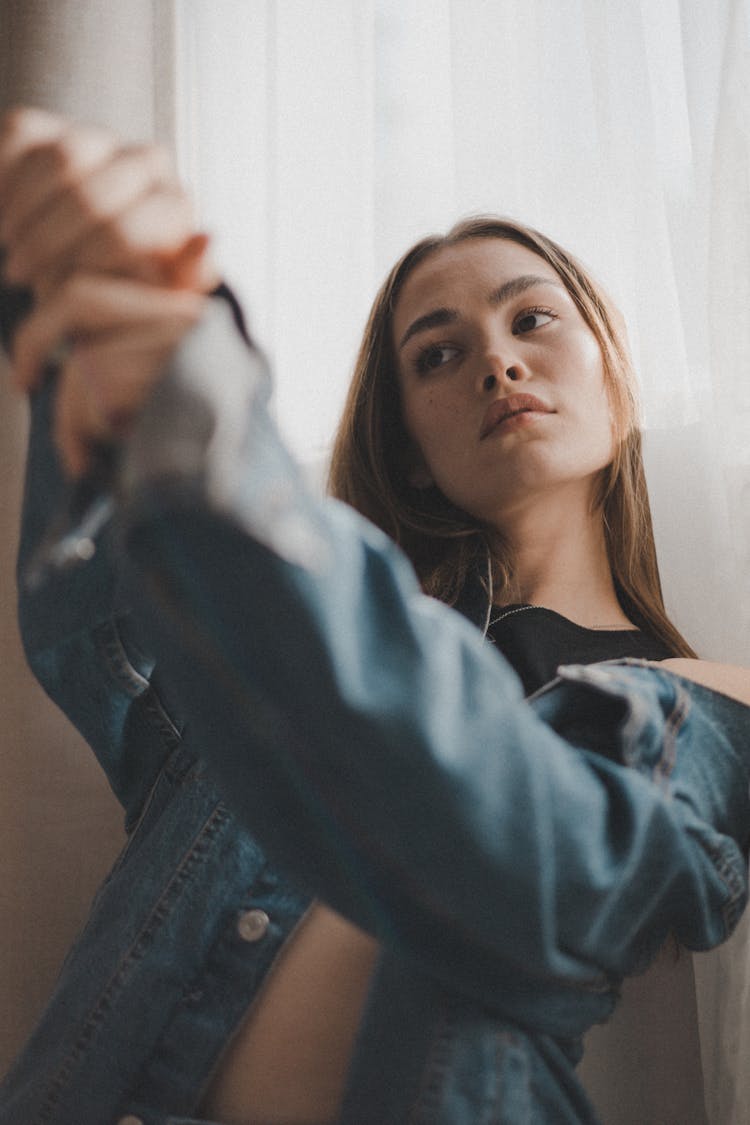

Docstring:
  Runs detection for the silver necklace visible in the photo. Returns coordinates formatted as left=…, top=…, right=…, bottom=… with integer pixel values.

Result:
left=490, top=604, right=637, bottom=631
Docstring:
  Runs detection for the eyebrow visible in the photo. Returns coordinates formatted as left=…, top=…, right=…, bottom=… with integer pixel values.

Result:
left=398, top=274, right=564, bottom=350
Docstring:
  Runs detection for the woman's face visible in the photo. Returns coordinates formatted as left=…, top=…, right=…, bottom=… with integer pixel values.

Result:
left=393, top=237, right=615, bottom=527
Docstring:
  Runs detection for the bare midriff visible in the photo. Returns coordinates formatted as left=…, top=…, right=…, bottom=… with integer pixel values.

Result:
left=199, top=902, right=381, bottom=1125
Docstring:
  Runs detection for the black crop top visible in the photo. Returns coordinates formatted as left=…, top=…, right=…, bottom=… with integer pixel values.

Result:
left=487, top=604, right=674, bottom=697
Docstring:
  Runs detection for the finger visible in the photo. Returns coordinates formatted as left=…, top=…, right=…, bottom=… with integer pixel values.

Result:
left=54, top=323, right=195, bottom=478
left=0, top=106, right=67, bottom=196
left=55, top=184, right=197, bottom=285
left=0, top=117, right=118, bottom=244
left=30, top=221, right=218, bottom=307
left=26, top=186, right=197, bottom=300
left=2, top=143, right=175, bottom=286
left=72, top=326, right=187, bottom=427
left=11, top=274, right=205, bottom=393
left=53, top=353, right=110, bottom=478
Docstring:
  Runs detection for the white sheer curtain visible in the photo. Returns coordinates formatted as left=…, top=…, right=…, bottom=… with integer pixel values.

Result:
left=176, top=0, right=749, bottom=662
left=175, top=2, right=750, bottom=1121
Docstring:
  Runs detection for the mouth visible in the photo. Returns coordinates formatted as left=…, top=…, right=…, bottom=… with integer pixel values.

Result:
left=479, top=394, right=553, bottom=440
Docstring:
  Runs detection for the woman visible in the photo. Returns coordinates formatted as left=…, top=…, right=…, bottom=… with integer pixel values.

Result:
left=324, top=220, right=713, bottom=1122
left=1, top=108, right=749, bottom=1125
left=328, top=216, right=693, bottom=686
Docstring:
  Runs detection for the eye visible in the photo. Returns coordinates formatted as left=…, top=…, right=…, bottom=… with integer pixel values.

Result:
left=512, top=308, right=556, bottom=336
left=415, top=343, right=461, bottom=375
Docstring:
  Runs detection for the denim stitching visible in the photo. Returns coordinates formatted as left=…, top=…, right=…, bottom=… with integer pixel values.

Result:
left=141, top=689, right=182, bottom=751
left=109, top=746, right=202, bottom=877
left=95, top=619, right=150, bottom=697
left=95, top=619, right=181, bottom=750
left=33, top=803, right=231, bottom=1125
left=101, top=763, right=169, bottom=885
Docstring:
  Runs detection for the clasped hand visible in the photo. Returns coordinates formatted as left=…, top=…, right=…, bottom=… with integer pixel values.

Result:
left=0, top=107, right=217, bottom=476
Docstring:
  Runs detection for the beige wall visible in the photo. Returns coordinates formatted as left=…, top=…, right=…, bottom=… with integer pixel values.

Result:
left=0, top=0, right=175, bottom=1077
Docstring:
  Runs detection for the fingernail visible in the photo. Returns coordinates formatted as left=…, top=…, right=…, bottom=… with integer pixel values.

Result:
left=163, top=233, right=211, bottom=285
left=177, top=231, right=210, bottom=260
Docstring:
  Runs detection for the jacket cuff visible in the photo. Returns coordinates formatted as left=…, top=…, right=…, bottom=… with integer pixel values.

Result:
left=117, top=297, right=329, bottom=573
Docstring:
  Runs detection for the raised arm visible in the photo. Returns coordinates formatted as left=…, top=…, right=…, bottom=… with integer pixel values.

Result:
left=107, top=300, right=750, bottom=1010
left=4, top=110, right=750, bottom=1020
left=0, top=108, right=211, bottom=822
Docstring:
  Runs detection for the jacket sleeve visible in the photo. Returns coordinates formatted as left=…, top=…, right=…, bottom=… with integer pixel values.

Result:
left=15, top=359, right=184, bottom=826
left=14, top=288, right=255, bottom=826
left=109, top=299, right=750, bottom=1007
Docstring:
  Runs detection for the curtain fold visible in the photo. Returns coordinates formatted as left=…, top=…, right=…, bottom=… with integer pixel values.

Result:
left=691, top=8, right=750, bottom=1118
left=0, top=0, right=177, bottom=1079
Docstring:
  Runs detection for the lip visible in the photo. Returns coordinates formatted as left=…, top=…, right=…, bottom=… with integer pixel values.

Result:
left=479, top=393, right=553, bottom=440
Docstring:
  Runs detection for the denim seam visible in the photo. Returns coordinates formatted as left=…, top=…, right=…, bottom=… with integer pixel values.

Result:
left=95, top=618, right=182, bottom=752
left=95, top=619, right=150, bottom=696
left=33, top=802, right=231, bottom=1125
left=110, top=745, right=203, bottom=876
left=101, top=763, right=169, bottom=885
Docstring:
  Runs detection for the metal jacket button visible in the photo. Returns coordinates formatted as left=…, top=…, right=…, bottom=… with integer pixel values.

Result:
left=237, top=908, right=270, bottom=942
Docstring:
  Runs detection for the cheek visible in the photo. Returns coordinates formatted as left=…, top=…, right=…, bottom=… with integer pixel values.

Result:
left=411, top=398, right=472, bottom=479
left=583, top=380, right=617, bottom=464
left=401, top=390, right=470, bottom=492
left=402, top=391, right=443, bottom=456
left=399, top=390, right=437, bottom=483
left=572, top=342, right=614, bottom=448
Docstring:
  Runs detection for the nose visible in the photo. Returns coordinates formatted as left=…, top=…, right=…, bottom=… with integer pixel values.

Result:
left=477, top=330, right=527, bottom=394
left=482, top=365, right=521, bottom=393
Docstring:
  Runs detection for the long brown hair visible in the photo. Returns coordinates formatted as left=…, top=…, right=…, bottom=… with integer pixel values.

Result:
left=328, top=216, right=695, bottom=657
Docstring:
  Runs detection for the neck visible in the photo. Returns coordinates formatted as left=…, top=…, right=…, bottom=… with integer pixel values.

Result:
left=494, top=489, right=632, bottom=629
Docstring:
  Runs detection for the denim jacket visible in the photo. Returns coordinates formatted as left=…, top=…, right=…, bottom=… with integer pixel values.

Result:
left=2, top=296, right=750, bottom=1125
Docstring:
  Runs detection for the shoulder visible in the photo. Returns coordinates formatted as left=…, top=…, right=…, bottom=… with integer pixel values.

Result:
left=658, top=658, right=750, bottom=708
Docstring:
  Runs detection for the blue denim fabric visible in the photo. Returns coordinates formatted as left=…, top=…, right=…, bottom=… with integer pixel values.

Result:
left=2, top=298, right=750, bottom=1125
